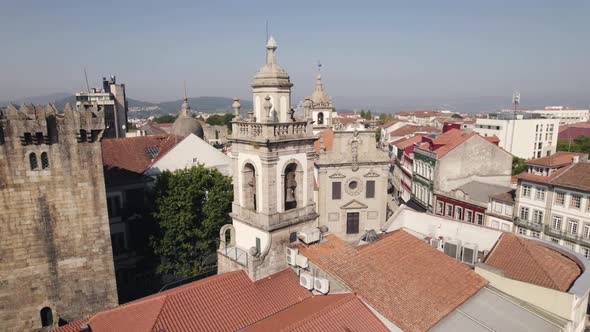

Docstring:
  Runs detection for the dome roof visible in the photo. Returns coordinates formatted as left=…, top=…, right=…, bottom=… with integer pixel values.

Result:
left=252, top=36, right=293, bottom=89
left=172, top=97, right=204, bottom=139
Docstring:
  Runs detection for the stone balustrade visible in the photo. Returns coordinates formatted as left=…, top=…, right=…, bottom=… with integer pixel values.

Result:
left=231, top=120, right=311, bottom=141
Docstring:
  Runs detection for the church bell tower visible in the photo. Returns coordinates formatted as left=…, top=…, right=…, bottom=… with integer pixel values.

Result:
left=217, top=37, right=319, bottom=281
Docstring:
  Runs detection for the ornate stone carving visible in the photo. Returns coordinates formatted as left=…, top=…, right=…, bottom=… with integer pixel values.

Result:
left=344, top=177, right=363, bottom=196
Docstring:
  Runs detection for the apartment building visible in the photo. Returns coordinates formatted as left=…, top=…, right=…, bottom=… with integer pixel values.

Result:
left=514, top=158, right=590, bottom=259
left=524, top=107, right=590, bottom=125
left=474, top=112, right=560, bottom=159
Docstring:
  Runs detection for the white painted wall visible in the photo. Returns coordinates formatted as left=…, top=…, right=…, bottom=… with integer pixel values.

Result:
left=233, top=219, right=270, bottom=252
left=386, top=206, right=503, bottom=251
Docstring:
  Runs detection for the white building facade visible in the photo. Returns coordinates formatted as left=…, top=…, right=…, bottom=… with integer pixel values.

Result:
left=524, top=107, right=590, bottom=125
left=474, top=113, right=560, bottom=159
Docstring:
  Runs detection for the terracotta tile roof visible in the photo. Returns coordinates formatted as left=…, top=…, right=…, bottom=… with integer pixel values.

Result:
left=296, top=231, right=487, bottom=332
left=101, top=135, right=181, bottom=174
left=489, top=189, right=515, bottom=203
left=526, top=151, right=587, bottom=168
left=55, top=269, right=312, bottom=332
left=138, top=122, right=169, bottom=136
left=314, top=128, right=334, bottom=153
left=244, top=293, right=388, bottom=332
left=484, top=233, right=582, bottom=292
left=517, top=162, right=590, bottom=191
left=389, top=124, right=440, bottom=137
left=484, top=135, right=500, bottom=144
left=392, top=134, right=423, bottom=149
left=550, top=162, right=590, bottom=192
left=429, top=129, right=477, bottom=158
left=382, top=119, right=401, bottom=129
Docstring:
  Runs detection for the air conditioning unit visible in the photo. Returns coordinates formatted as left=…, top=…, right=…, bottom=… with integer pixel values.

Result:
left=461, top=243, right=478, bottom=265
left=314, top=277, right=330, bottom=294
left=429, top=238, right=442, bottom=251
left=296, top=254, right=309, bottom=269
left=443, top=239, right=462, bottom=260
left=300, top=272, right=314, bottom=290
left=286, top=247, right=298, bottom=266
left=297, top=228, right=321, bottom=244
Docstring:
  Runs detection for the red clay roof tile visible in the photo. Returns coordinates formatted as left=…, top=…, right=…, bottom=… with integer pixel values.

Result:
left=296, top=230, right=487, bottom=332
left=484, top=233, right=581, bottom=291
left=101, top=135, right=181, bottom=174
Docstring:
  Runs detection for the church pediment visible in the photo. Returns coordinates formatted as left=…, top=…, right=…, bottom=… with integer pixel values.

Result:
left=329, top=171, right=346, bottom=179
left=340, top=199, right=368, bottom=210
left=363, top=170, right=380, bottom=178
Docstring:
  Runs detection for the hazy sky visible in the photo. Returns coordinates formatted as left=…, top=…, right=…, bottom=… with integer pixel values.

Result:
left=1, top=0, right=589, bottom=106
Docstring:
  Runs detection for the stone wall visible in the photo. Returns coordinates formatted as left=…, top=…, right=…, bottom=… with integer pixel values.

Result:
left=0, top=104, right=118, bottom=331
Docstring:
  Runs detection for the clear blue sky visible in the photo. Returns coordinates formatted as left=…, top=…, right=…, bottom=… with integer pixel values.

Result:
left=1, top=0, right=588, bottom=108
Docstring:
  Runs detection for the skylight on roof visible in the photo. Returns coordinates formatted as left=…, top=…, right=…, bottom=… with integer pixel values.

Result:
left=146, top=146, right=160, bottom=160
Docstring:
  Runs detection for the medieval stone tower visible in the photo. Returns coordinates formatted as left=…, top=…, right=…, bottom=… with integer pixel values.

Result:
left=304, top=64, right=335, bottom=134
left=0, top=103, right=118, bottom=330
left=218, top=37, right=319, bottom=281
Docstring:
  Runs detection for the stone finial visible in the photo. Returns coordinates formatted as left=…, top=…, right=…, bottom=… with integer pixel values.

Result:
left=266, top=36, right=277, bottom=65
left=232, top=97, right=241, bottom=119
left=263, top=95, right=272, bottom=123
left=303, top=98, right=312, bottom=121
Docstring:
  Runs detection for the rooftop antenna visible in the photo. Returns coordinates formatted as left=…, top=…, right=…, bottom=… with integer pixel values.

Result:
left=512, top=91, right=520, bottom=112
left=84, top=67, right=90, bottom=93
left=318, top=60, right=322, bottom=73
left=266, top=20, right=269, bottom=42
left=183, top=80, right=187, bottom=99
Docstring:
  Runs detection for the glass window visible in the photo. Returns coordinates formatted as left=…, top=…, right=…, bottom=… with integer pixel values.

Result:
left=436, top=201, right=444, bottom=215
left=535, top=187, right=546, bottom=200
left=568, top=219, right=579, bottom=234
left=518, top=228, right=527, bottom=235
left=583, top=224, right=590, bottom=239
left=455, top=206, right=463, bottom=220
left=332, top=182, right=341, bottom=200
left=493, top=202, right=502, bottom=213
left=29, top=153, right=38, bottom=170
left=531, top=231, right=540, bottom=238
left=445, top=204, right=453, bottom=217
left=555, top=191, right=565, bottom=206
left=522, top=185, right=531, bottom=198
left=465, top=210, right=473, bottom=223
left=552, top=215, right=562, bottom=230
left=533, top=210, right=543, bottom=224
left=365, top=180, right=375, bottom=199
left=583, top=248, right=590, bottom=260
left=570, top=194, right=582, bottom=209
left=520, top=207, right=529, bottom=220
left=475, top=213, right=484, bottom=225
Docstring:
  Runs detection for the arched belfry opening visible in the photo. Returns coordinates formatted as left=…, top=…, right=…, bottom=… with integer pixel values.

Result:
left=284, top=162, right=302, bottom=211
left=243, top=163, right=257, bottom=211
left=317, top=112, right=324, bottom=125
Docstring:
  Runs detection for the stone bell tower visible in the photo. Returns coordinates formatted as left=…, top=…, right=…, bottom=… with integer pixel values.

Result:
left=304, top=63, right=335, bottom=134
left=217, top=37, right=319, bottom=281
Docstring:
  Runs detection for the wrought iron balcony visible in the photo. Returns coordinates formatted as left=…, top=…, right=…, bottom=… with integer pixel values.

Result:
left=544, top=225, right=590, bottom=246
left=514, top=218, right=543, bottom=232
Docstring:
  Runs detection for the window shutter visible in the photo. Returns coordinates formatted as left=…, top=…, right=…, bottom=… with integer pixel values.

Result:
left=366, top=180, right=375, bottom=198
left=332, top=182, right=341, bottom=200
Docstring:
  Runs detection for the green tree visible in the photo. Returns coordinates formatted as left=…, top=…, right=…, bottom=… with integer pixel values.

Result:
left=512, top=156, right=527, bottom=175
left=153, top=114, right=177, bottom=123
left=206, top=113, right=235, bottom=132
left=149, top=165, right=233, bottom=278
left=557, top=136, right=590, bottom=155
left=360, top=110, right=366, bottom=119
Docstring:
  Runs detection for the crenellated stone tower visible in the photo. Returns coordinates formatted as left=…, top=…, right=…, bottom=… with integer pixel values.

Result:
left=0, top=103, right=118, bottom=330
left=304, top=64, right=335, bottom=134
left=218, top=37, right=319, bottom=281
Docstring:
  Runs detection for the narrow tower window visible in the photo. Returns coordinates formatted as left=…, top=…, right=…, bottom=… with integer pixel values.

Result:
left=29, top=153, right=38, bottom=170
left=41, top=152, right=49, bottom=169
left=243, top=163, right=257, bottom=211
left=40, top=307, right=53, bottom=327
left=284, top=163, right=298, bottom=210
left=35, top=132, right=44, bottom=145
left=317, top=112, right=324, bottom=125
left=79, top=129, right=87, bottom=143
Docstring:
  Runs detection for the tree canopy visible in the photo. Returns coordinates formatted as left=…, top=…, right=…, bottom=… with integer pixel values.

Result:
left=557, top=136, right=590, bottom=155
left=153, top=114, right=177, bottom=123
left=512, top=156, right=527, bottom=175
left=149, top=165, right=233, bottom=278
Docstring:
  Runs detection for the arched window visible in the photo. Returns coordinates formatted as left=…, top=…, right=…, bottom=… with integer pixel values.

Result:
left=40, top=307, right=53, bottom=327
left=29, top=153, right=38, bottom=170
left=41, top=152, right=49, bottom=169
left=317, top=112, right=324, bottom=125
left=284, top=163, right=299, bottom=211
left=243, top=163, right=257, bottom=211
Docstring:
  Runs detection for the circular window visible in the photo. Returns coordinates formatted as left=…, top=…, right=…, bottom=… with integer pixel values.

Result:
left=344, top=178, right=363, bottom=196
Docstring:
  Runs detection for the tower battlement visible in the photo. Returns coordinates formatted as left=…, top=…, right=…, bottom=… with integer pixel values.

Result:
left=0, top=103, right=105, bottom=146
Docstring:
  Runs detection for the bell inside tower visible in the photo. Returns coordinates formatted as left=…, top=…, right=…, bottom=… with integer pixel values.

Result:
left=284, top=163, right=298, bottom=210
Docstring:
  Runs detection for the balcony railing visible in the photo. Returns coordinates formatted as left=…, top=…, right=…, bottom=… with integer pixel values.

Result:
left=220, top=245, right=248, bottom=267
left=514, top=218, right=543, bottom=232
left=544, top=225, right=590, bottom=246
left=231, top=120, right=312, bottom=141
